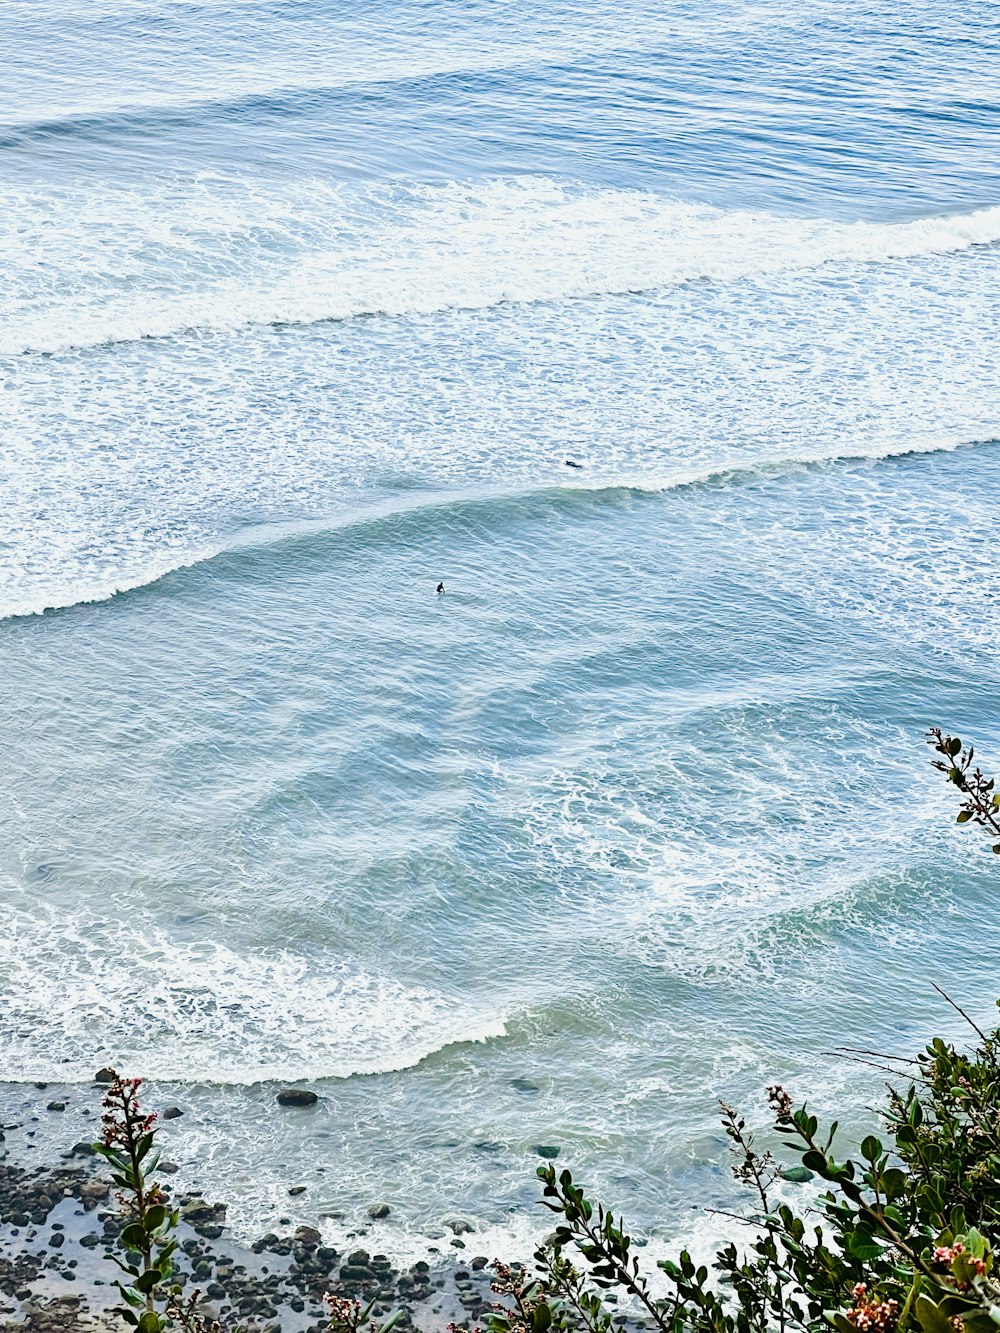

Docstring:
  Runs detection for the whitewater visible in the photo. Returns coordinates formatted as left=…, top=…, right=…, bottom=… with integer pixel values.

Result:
left=2, top=0, right=1000, bottom=1259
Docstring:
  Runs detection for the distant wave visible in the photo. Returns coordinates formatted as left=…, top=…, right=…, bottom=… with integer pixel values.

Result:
left=4, top=434, right=995, bottom=621
left=2, top=176, right=999, bottom=357
left=0, top=45, right=612, bottom=146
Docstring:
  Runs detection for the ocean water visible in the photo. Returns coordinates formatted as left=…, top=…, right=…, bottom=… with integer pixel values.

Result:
left=2, top=0, right=1000, bottom=1260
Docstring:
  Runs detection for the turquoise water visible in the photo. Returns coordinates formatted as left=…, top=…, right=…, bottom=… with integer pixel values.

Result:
left=2, top=0, right=1000, bottom=1258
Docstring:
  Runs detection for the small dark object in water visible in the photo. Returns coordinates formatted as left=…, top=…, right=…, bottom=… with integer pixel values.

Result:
left=564, top=458, right=584, bottom=469
left=277, top=1088, right=318, bottom=1107
left=436, top=582, right=445, bottom=593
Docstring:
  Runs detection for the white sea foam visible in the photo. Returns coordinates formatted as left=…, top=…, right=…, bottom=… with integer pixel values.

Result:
left=2, top=433, right=990, bottom=621
left=2, top=176, right=998, bottom=356
left=0, top=905, right=507, bottom=1084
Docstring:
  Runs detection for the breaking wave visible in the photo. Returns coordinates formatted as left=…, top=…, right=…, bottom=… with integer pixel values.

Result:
left=3, top=432, right=995, bottom=621
left=0, top=908, right=508, bottom=1085
left=2, top=176, right=999, bottom=356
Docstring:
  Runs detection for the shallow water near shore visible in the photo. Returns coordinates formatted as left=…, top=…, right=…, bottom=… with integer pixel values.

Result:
left=3, top=0, right=1000, bottom=1262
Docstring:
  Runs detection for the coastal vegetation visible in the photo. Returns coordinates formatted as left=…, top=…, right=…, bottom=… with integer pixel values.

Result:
left=21, top=732, right=1000, bottom=1333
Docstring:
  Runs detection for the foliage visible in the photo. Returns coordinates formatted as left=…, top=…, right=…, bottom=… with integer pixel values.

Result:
left=95, top=1072, right=180, bottom=1332
left=927, top=730, right=1000, bottom=851
left=94, top=1072, right=223, bottom=1333
left=326, top=1294, right=403, bottom=1333
left=483, top=732, right=1000, bottom=1333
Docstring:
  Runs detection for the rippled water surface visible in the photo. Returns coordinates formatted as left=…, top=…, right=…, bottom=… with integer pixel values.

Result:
left=2, top=0, right=999, bottom=1257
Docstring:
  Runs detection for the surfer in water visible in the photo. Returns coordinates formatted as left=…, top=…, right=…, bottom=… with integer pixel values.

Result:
left=436, top=582, right=445, bottom=594
left=564, top=458, right=584, bottom=469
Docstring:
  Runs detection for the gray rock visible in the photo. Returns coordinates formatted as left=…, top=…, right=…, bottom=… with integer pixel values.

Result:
left=780, top=1165, right=815, bottom=1184
left=288, top=1185, right=307, bottom=1196
left=445, top=1217, right=475, bottom=1235
left=94, top=1068, right=116, bottom=1084
left=340, top=1264, right=377, bottom=1283
left=162, top=1107, right=184, bottom=1120
left=368, top=1202, right=391, bottom=1219
left=276, top=1089, right=318, bottom=1107
left=535, top=1145, right=560, bottom=1159
left=511, top=1078, right=540, bottom=1094
left=46, top=1102, right=66, bottom=1112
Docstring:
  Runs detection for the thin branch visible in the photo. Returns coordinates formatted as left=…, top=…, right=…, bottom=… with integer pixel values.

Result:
left=931, top=982, right=988, bottom=1043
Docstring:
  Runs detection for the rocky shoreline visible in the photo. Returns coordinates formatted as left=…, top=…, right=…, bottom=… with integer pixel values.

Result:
left=0, top=1085, right=505, bottom=1333
left=0, top=1150, right=498, bottom=1333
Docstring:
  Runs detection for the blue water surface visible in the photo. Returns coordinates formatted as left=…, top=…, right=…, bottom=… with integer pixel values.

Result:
left=1, top=0, right=999, bottom=1257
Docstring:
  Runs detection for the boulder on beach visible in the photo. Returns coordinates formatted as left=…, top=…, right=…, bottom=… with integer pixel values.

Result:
left=368, top=1201, right=391, bottom=1219
left=94, top=1068, right=116, bottom=1084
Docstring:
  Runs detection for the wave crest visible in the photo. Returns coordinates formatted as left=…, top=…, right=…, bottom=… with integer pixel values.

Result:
left=0, top=907, right=507, bottom=1085
left=2, top=176, right=999, bottom=357
left=3, top=433, right=994, bottom=622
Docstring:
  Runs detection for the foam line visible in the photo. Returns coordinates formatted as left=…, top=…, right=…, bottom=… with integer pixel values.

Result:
left=2, top=177, right=998, bottom=357
left=2, top=433, right=994, bottom=622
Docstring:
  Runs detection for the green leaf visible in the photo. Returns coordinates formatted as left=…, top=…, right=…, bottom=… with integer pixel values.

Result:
left=120, top=1223, right=146, bottom=1251
left=965, top=1228, right=988, bottom=1259
left=880, top=1168, right=907, bottom=1200
left=144, top=1204, right=166, bottom=1233
left=861, top=1135, right=882, bottom=1161
left=532, top=1303, right=552, bottom=1333
left=917, top=1295, right=956, bottom=1333
left=828, top=1315, right=857, bottom=1333
left=136, top=1315, right=164, bottom=1333
left=958, top=811, right=973, bottom=823
left=134, top=1269, right=161, bottom=1293
left=959, top=1313, right=1000, bottom=1333
left=949, top=737, right=962, bottom=756
left=846, top=1228, right=882, bottom=1261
